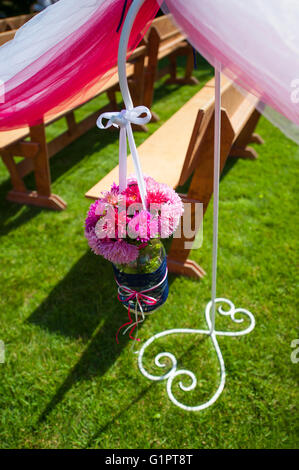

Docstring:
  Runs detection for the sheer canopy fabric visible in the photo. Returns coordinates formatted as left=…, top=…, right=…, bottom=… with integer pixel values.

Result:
left=0, top=0, right=159, bottom=130
left=0, top=0, right=298, bottom=142
left=163, top=0, right=299, bottom=142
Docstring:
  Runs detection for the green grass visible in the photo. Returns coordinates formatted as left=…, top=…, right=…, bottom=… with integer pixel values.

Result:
left=0, top=56, right=298, bottom=449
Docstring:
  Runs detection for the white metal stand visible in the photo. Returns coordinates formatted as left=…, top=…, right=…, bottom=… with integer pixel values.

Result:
left=138, top=298, right=255, bottom=411
left=117, top=0, right=255, bottom=411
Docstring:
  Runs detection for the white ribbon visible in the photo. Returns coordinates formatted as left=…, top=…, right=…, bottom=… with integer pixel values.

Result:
left=97, top=106, right=151, bottom=209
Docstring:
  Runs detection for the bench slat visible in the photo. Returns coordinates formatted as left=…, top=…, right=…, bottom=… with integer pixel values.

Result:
left=230, top=97, right=259, bottom=135
left=157, top=37, right=188, bottom=60
left=85, top=76, right=233, bottom=199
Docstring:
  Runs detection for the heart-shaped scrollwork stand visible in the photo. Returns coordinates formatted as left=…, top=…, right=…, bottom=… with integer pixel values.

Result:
left=117, top=0, right=255, bottom=411
left=137, top=298, right=255, bottom=411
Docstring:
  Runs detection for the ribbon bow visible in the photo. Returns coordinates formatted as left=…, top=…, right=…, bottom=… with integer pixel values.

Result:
left=97, top=106, right=151, bottom=208
left=115, top=284, right=158, bottom=343
left=114, top=267, right=168, bottom=344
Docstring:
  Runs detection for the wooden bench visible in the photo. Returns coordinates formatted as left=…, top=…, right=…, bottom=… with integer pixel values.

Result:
left=142, top=14, right=198, bottom=122
left=0, top=13, right=35, bottom=32
left=0, top=39, right=147, bottom=210
left=85, top=75, right=263, bottom=278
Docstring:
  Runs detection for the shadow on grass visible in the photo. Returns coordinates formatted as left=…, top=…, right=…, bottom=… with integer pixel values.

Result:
left=28, top=251, right=109, bottom=339
left=28, top=250, right=177, bottom=422
left=86, top=335, right=208, bottom=448
left=26, top=250, right=132, bottom=421
left=86, top=382, right=156, bottom=447
left=153, top=69, right=213, bottom=104
left=221, top=157, right=239, bottom=181
left=0, top=190, right=43, bottom=238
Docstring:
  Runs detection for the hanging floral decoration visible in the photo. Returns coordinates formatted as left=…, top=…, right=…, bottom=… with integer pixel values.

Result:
left=85, top=175, right=183, bottom=342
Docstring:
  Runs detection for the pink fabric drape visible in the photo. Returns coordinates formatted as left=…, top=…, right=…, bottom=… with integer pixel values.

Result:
left=0, top=0, right=298, bottom=142
left=163, top=0, right=299, bottom=141
left=0, top=0, right=159, bottom=130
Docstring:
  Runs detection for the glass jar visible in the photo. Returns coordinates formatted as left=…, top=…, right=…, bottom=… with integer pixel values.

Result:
left=115, top=238, right=166, bottom=274
left=113, top=239, right=168, bottom=313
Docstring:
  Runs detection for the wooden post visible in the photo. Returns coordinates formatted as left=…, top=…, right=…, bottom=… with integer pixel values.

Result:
left=143, top=27, right=160, bottom=122
left=107, top=89, right=118, bottom=110
left=130, top=55, right=149, bottom=132
left=133, top=56, right=145, bottom=106
left=169, top=53, right=177, bottom=82
left=184, top=46, right=199, bottom=85
left=165, top=45, right=199, bottom=86
left=1, top=150, right=27, bottom=193
left=30, top=123, right=51, bottom=198
left=4, top=123, right=67, bottom=210
left=229, top=109, right=262, bottom=159
left=25, top=123, right=65, bottom=209
left=65, top=111, right=77, bottom=136
left=167, top=109, right=235, bottom=279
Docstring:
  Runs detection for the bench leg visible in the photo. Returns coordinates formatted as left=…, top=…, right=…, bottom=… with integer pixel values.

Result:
left=1, top=146, right=66, bottom=210
left=2, top=124, right=66, bottom=210
left=229, top=146, right=258, bottom=160
left=229, top=109, right=263, bottom=160
left=165, top=46, right=199, bottom=86
left=107, top=89, right=118, bottom=110
left=6, top=190, right=67, bottom=210
left=130, top=67, right=149, bottom=131
left=29, top=124, right=67, bottom=210
left=1, top=150, right=27, bottom=193
left=168, top=257, right=206, bottom=279
left=65, top=110, right=77, bottom=137
left=143, top=27, right=160, bottom=122
left=184, top=46, right=200, bottom=85
left=168, top=54, right=177, bottom=82
left=249, top=132, right=265, bottom=145
left=132, top=56, right=145, bottom=107
left=168, top=109, right=235, bottom=279
left=167, top=197, right=206, bottom=279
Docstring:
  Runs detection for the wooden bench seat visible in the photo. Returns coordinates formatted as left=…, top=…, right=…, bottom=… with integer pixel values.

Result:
left=157, top=34, right=188, bottom=59
left=85, top=75, right=263, bottom=278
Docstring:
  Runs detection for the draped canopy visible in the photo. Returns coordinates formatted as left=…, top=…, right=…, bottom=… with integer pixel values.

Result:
left=0, top=0, right=298, bottom=141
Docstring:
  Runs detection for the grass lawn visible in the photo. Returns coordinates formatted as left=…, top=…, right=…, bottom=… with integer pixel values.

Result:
left=0, top=56, right=298, bottom=449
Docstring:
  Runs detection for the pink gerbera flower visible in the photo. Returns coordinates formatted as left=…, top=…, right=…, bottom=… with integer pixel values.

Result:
left=121, top=181, right=142, bottom=207
left=85, top=175, right=184, bottom=264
